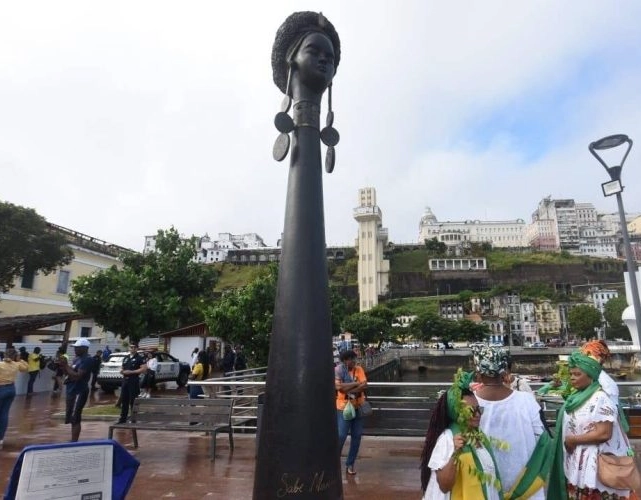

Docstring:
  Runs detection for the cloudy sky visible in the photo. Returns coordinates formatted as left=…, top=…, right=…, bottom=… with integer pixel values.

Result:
left=2, top=1, right=641, bottom=251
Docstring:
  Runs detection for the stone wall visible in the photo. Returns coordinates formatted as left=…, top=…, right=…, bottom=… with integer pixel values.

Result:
left=388, top=262, right=626, bottom=297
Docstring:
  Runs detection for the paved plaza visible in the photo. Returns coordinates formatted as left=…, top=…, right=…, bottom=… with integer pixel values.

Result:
left=0, top=391, right=424, bottom=499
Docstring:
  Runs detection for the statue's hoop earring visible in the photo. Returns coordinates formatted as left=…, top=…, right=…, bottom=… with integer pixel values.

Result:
left=272, top=67, right=294, bottom=162
left=320, top=83, right=339, bottom=173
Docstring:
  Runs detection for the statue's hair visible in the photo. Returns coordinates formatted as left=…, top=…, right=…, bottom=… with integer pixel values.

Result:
left=271, top=11, right=341, bottom=94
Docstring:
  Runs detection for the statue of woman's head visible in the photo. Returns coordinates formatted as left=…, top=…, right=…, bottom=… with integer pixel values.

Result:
left=272, top=11, right=341, bottom=96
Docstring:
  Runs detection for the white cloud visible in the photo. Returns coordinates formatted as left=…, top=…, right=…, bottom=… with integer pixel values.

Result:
left=1, top=1, right=641, bottom=251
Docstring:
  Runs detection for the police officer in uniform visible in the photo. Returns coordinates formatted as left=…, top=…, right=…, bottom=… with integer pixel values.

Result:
left=116, top=343, right=147, bottom=424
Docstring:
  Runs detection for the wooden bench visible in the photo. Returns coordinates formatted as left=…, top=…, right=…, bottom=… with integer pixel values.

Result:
left=108, top=397, right=234, bottom=460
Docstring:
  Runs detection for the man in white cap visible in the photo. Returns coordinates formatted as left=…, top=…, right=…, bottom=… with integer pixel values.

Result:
left=58, top=338, right=93, bottom=441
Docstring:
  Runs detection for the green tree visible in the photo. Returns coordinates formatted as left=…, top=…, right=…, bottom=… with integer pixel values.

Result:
left=424, top=237, right=447, bottom=256
left=410, top=311, right=456, bottom=342
left=456, top=319, right=489, bottom=342
left=367, top=305, right=396, bottom=328
left=205, top=265, right=347, bottom=365
left=342, top=312, right=388, bottom=346
left=603, top=295, right=630, bottom=340
left=205, top=265, right=277, bottom=366
left=71, top=227, right=218, bottom=343
left=0, top=201, right=73, bottom=293
left=568, top=304, right=602, bottom=339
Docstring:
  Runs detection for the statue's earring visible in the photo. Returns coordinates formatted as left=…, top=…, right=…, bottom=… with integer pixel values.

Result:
left=320, top=83, right=339, bottom=173
left=272, top=67, right=294, bottom=162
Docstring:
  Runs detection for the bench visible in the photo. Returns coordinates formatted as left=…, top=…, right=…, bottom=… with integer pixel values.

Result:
left=108, top=397, right=234, bottom=460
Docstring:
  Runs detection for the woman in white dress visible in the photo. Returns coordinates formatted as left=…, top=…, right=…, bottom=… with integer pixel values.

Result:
left=547, top=351, right=631, bottom=500
left=420, top=370, right=502, bottom=500
left=473, top=345, right=546, bottom=500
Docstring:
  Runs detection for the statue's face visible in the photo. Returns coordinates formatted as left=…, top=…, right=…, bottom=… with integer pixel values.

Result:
left=292, top=32, right=335, bottom=93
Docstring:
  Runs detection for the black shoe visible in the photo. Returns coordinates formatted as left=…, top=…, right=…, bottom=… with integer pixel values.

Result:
left=116, top=419, right=127, bottom=424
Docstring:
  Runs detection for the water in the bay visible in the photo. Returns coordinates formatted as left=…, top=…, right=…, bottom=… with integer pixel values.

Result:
left=379, top=367, right=641, bottom=402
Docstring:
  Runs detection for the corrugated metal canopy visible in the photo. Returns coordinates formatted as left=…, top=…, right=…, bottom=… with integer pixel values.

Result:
left=0, top=312, right=88, bottom=334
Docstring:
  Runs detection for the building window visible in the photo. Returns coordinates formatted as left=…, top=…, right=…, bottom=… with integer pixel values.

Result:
left=80, top=326, right=92, bottom=338
left=21, top=267, right=35, bottom=289
left=56, top=270, right=71, bottom=294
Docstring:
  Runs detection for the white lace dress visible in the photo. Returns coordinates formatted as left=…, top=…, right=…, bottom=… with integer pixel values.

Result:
left=476, top=390, right=545, bottom=500
left=562, top=389, right=630, bottom=496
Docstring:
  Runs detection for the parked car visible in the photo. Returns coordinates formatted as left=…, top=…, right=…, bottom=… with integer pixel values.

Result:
left=527, top=341, right=548, bottom=349
left=97, top=351, right=191, bottom=393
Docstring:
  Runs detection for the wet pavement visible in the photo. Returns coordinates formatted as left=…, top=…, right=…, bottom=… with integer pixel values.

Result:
left=0, top=389, right=424, bottom=499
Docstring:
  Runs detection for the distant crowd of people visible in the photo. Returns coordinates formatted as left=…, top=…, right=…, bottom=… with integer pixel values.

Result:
left=0, top=341, right=250, bottom=450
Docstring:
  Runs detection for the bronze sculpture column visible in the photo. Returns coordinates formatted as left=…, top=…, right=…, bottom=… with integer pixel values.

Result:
left=253, top=12, right=343, bottom=499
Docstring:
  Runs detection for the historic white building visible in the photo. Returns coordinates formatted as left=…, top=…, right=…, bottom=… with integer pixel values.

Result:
left=353, top=188, right=389, bottom=312
left=418, top=207, right=526, bottom=249
left=144, top=232, right=267, bottom=263
left=578, top=226, right=618, bottom=258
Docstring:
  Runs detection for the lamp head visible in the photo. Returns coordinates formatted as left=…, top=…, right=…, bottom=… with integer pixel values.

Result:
left=590, top=134, right=629, bottom=150
left=589, top=134, right=633, bottom=180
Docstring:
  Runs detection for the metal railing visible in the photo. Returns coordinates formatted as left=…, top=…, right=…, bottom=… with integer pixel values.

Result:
left=190, top=373, right=641, bottom=437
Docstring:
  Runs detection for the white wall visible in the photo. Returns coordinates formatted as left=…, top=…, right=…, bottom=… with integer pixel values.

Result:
left=167, top=336, right=203, bottom=364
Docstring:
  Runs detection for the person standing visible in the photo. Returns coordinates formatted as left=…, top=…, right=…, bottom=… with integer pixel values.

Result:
left=547, top=351, right=631, bottom=499
left=472, top=346, right=545, bottom=500
left=139, top=352, right=157, bottom=399
left=234, top=345, right=247, bottom=395
left=52, top=346, right=69, bottom=394
left=420, top=370, right=502, bottom=500
left=116, top=344, right=146, bottom=424
left=190, top=347, right=199, bottom=369
left=58, top=339, right=93, bottom=442
left=335, top=349, right=368, bottom=476
left=26, top=347, right=43, bottom=395
left=0, top=348, right=29, bottom=450
left=188, top=351, right=210, bottom=400
left=102, top=345, right=111, bottom=362
left=221, top=345, right=236, bottom=395
left=90, top=350, right=102, bottom=391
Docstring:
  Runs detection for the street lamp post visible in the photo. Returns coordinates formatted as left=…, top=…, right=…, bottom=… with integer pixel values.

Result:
left=589, top=134, right=641, bottom=347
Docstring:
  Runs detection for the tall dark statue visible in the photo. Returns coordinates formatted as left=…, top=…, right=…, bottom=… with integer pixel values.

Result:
left=253, top=12, right=343, bottom=500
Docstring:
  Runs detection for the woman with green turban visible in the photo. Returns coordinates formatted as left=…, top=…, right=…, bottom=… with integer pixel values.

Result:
left=420, top=369, right=503, bottom=499
left=547, top=351, right=632, bottom=499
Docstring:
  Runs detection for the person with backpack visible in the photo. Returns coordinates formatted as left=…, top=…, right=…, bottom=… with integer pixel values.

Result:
left=26, top=347, right=43, bottom=395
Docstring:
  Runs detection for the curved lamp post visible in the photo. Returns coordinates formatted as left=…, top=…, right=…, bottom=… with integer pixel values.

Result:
left=589, top=134, right=641, bottom=347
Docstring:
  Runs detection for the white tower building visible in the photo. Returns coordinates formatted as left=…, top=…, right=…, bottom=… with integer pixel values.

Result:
left=353, top=188, right=389, bottom=312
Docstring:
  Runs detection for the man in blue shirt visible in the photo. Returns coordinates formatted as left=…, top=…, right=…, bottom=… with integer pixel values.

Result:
left=59, top=338, right=94, bottom=441
left=102, top=345, right=112, bottom=362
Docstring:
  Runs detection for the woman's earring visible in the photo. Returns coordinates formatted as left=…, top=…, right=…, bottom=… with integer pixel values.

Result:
left=320, top=83, right=339, bottom=173
left=273, top=67, right=294, bottom=162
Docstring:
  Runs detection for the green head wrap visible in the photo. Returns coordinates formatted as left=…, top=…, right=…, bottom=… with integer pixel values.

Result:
left=568, top=351, right=602, bottom=381
left=446, top=369, right=475, bottom=423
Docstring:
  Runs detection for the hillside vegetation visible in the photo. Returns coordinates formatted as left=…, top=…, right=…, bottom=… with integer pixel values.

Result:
left=388, top=248, right=610, bottom=273
left=214, top=248, right=619, bottom=293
